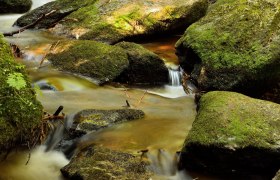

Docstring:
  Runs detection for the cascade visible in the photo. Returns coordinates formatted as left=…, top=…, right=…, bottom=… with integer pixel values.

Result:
left=168, top=68, right=182, bottom=86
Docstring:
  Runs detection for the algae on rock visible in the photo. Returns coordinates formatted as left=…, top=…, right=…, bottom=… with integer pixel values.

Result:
left=176, top=0, right=280, bottom=95
left=61, top=145, right=153, bottom=180
left=0, top=34, right=43, bottom=152
left=46, top=40, right=129, bottom=84
left=16, top=0, right=208, bottom=44
left=180, top=91, right=280, bottom=177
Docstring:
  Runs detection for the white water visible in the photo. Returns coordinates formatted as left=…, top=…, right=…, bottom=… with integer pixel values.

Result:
left=148, top=149, right=192, bottom=180
left=168, top=68, right=182, bottom=86
left=0, top=146, right=69, bottom=180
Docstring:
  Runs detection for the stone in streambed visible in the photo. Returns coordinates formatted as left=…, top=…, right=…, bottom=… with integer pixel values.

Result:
left=14, top=0, right=97, bottom=29
left=115, top=41, right=169, bottom=85
left=0, top=34, right=43, bottom=153
left=0, top=0, right=32, bottom=14
left=46, top=40, right=129, bottom=84
left=15, top=0, right=208, bottom=44
left=47, top=40, right=169, bottom=85
left=180, top=91, right=280, bottom=177
left=72, top=109, right=144, bottom=133
left=61, top=145, right=153, bottom=179
left=176, top=0, right=280, bottom=96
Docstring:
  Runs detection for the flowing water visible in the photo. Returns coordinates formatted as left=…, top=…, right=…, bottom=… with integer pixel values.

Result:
left=0, top=2, right=197, bottom=179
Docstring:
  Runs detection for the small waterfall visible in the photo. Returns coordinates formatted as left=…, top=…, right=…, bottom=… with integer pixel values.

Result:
left=147, top=149, right=192, bottom=180
left=168, top=68, right=182, bottom=86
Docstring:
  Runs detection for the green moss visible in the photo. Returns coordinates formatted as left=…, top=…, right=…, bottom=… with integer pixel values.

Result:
left=61, top=146, right=152, bottom=179
left=185, top=91, right=280, bottom=149
left=47, top=40, right=129, bottom=84
left=0, top=34, right=43, bottom=151
left=178, top=0, right=280, bottom=73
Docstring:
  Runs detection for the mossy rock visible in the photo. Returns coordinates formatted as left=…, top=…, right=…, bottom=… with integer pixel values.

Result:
left=115, top=42, right=169, bottom=85
left=0, top=0, right=32, bottom=14
left=73, top=109, right=144, bottom=133
left=61, top=145, right=153, bottom=180
left=46, top=40, right=129, bottom=84
left=176, top=0, right=280, bottom=96
left=16, top=0, right=208, bottom=44
left=15, top=0, right=97, bottom=28
left=180, top=91, right=280, bottom=177
left=0, top=34, right=43, bottom=152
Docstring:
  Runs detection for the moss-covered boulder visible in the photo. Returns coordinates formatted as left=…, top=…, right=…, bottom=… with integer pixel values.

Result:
left=15, top=0, right=97, bottom=28
left=16, top=0, right=208, bottom=44
left=0, top=0, right=32, bottom=14
left=115, top=42, right=169, bottom=85
left=61, top=145, right=153, bottom=179
left=180, top=91, right=280, bottom=177
left=46, top=40, right=129, bottom=84
left=0, top=34, right=43, bottom=153
left=72, top=109, right=144, bottom=134
left=176, top=0, right=280, bottom=96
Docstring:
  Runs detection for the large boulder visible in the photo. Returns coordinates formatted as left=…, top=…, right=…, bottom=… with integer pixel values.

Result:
left=46, top=40, right=129, bottom=84
left=72, top=109, right=144, bottom=134
left=61, top=145, right=153, bottom=179
left=15, top=0, right=97, bottom=28
left=176, top=0, right=280, bottom=96
left=0, top=0, right=32, bottom=14
left=16, top=0, right=208, bottom=44
left=179, top=91, right=280, bottom=178
left=115, top=42, right=169, bottom=85
left=0, top=34, right=43, bottom=153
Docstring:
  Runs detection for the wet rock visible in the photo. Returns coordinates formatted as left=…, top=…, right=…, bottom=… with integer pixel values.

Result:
left=176, top=0, right=280, bottom=96
left=73, top=109, right=144, bottom=133
left=180, top=91, right=280, bottom=178
left=0, top=34, right=43, bottom=153
left=0, top=0, right=32, bottom=14
left=115, top=42, right=169, bottom=85
left=46, top=40, right=129, bottom=84
left=61, top=145, right=153, bottom=179
left=15, top=0, right=96, bottom=28
left=16, top=0, right=208, bottom=44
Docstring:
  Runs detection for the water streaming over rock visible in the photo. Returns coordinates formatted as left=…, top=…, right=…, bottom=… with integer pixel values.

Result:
left=168, top=68, right=182, bottom=86
left=147, top=149, right=192, bottom=180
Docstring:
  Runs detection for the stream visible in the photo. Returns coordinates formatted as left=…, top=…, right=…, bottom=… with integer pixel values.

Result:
left=0, top=1, right=197, bottom=179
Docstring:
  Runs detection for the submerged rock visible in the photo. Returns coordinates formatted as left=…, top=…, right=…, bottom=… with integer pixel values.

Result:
left=180, top=91, right=280, bottom=177
left=0, top=0, right=32, bottom=14
left=176, top=0, right=280, bottom=96
left=115, top=42, right=169, bottom=85
left=73, top=109, right=144, bottom=133
left=61, top=145, right=153, bottom=179
left=16, top=0, right=208, bottom=44
left=0, top=34, right=43, bottom=153
left=46, top=40, right=129, bottom=84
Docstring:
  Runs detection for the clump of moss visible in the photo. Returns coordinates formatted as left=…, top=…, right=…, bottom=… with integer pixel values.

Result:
left=61, top=145, right=153, bottom=179
left=184, top=91, right=280, bottom=149
left=0, top=34, right=43, bottom=152
left=47, top=40, right=129, bottom=84
left=176, top=0, right=280, bottom=92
